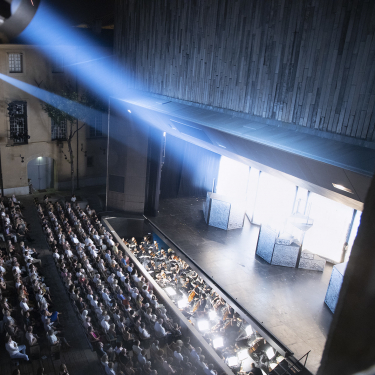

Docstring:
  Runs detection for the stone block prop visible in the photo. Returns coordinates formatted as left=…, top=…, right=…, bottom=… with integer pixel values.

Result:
left=271, top=243, right=300, bottom=267
left=203, top=192, right=245, bottom=230
left=256, top=226, right=300, bottom=267
left=298, top=250, right=326, bottom=272
left=325, top=262, right=347, bottom=313
left=255, top=225, right=278, bottom=263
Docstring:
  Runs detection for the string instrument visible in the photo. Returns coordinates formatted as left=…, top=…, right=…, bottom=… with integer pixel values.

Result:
left=172, top=255, right=179, bottom=261
left=192, top=299, right=200, bottom=313
left=223, top=307, right=230, bottom=321
left=223, top=319, right=232, bottom=330
left=188, top=290, right=196, bottom=302
left=248, top=337, right=263, bottom=353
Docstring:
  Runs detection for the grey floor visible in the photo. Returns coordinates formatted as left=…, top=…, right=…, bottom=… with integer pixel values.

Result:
left=148, top=197, right=334, bottom=374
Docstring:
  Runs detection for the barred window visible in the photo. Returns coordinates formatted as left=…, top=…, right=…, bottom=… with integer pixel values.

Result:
left=9, top=53, right=23, bottom=73
left=51, top=119, right=67, bottom=140
left=89, top=113, right=104, bottom=137
left=9, top=101, right=28, bottom=144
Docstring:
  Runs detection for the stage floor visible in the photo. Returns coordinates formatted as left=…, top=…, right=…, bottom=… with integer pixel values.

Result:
left=147, top=197, right=333, bottom=374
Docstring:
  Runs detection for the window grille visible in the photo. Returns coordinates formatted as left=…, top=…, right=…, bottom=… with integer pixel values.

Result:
left=9, top=53, right=23, bottom=73
left=8, top=101, right=28, bottom=144
left=51, top=118, right=67, bottom=140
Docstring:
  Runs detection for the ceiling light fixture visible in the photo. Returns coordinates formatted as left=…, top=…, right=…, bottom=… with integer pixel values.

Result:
left=332, top=183, right=353, bottom=194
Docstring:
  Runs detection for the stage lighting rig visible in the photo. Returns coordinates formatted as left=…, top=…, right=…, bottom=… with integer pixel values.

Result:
left=0, top=0, right=40, bottom=43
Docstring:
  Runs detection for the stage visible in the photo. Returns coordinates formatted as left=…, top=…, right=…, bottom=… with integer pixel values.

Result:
left=106, top=197, right=333, bottom=374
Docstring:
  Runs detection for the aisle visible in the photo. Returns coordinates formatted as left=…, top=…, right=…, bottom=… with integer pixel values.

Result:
left=0, top=193, right=102, bottom=375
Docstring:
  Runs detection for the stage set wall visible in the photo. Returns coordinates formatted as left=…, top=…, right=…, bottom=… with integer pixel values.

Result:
left=115, top=0, right=375, bottom=143
left=106, top=104, right=220, bottom=214
left=160, top=135, right=220, bottom=200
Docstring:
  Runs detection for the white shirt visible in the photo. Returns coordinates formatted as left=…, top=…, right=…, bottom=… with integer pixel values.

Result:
left=20, top=301, right=30, bottom=311
left=102, top=292, right=111, bottom=303
left=154, top=321, right=166, bottom=336
left=139, top=326, right=150, bottom=338
left=101, top=319, right=110, bottom=331
left=49, top=333, right=58, bottom=344
left=65, top=249, right=73, bottom=258
left=85, top=237, right=93, bottom=246
left=53, top=252, right=60, bottom=260
left=6, top=340, right=19, bottom=355
left=26, top=332, right=36, bottom=345
left=174, top=351, right=183, bottom=362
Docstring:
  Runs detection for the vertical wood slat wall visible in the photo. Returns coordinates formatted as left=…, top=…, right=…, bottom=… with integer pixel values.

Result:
left=114, top=0, right=375, bottom=141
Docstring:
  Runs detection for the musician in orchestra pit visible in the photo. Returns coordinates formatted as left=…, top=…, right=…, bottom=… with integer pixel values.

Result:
left=146, top=261, right=156, bottom=273
left=140, top=236, right=148, bottom=247
left=193, top=294, right=207, bottom=317
left=182, top=278, right=194, bottom=293
left=249, top=363, right=263, bottom=375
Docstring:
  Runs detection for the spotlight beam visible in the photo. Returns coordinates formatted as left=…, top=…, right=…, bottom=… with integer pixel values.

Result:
left=18, top=2, right=129, bottom=102
left=0, top=73, right=103, bottom=128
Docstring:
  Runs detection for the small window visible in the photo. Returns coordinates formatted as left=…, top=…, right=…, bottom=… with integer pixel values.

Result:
left=8, top=101, right=28, bottom=144
left=51, top=118, right=67, bottom=140
left=9, top=53, right=23, bottom=73
left=89, top=113, right=104, bottom=137
left=51, top=55, right=64, bottom=73
left=87, top=156, right=93, bottom=167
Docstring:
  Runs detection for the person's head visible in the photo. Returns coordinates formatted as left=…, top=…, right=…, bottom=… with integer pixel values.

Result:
left=59, top=364, right=68, bottom=373
left=12, top=369, right=20, bottom=375
left=251, top=363, right=256, bottom=369
left=28, top=326, right=33, bottom=332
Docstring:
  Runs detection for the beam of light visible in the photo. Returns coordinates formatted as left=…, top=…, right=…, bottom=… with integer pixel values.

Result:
left=0, top=73, right=103, bottom=129
left=63, top=55, right=114, bottom=68
left=17, top=1, right=178, bottom=135
left=18, top=2, right=130, bottom=104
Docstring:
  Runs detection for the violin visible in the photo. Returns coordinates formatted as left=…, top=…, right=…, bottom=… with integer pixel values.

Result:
left=192, top=299, right=200, bottom=313
left=188, top=290, right=196, bottom=303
